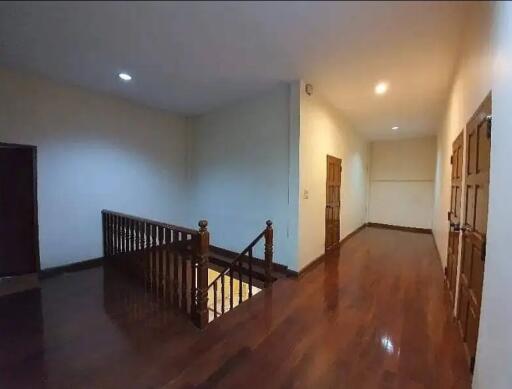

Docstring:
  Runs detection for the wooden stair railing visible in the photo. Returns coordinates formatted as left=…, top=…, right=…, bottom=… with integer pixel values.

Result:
left=207, top=220, right=273, bottom=322
left=101, top=210, right=210, bottom=329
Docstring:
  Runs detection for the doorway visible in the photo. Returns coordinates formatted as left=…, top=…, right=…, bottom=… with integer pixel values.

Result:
left=325, top=155, right=341, bottom=252
left=0, top=143, right=40, bottom=277
left=454, top=93, right=491, bottom=371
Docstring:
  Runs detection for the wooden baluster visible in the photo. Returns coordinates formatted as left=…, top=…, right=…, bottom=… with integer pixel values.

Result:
left=126, top=217, right=130, bottom=253
left=130, top=219, right=135, bottom=253
left=181, top=233, right=187, bottom=312
left=125, top=217, right=130, bottom=253
left=108, top=213, right=114, bottom=255
left=230, top=268, right=234, bottom=311
left=103, top=212, right=110, bottom=257
left=190, top=234, right=197, bottom=317
left=110, top=215, right=116, bottom=255
left=116, top=215, right=120, bottom=255
left=160, top=227, right=165, bottom=302
left=121, top=216, right=125, bottom=253
left=120, top=215, right=123, bottom=253
left=146, top=222, right=151, bottom=290
left=238, top=259, right=243, bottom=304
left=156, top=226, right=162, bottom=299
left=102, top=212, right=107, bottom=256
left=125, top=217, right=129, bottom=253
left=135, top=220, right=140, bottom=251
left=221, top=272, right=225, bottom=314
left=213, top=281, right=218, bottom=318
left=264, top=220, right=274, bottom=288
left=173, top=230, right=179, bottom=306
left=139, top=221, right=143, bottom=251
left=165, top=228, right=171, bottom=306
left=248, top=247, right=253, bottom=298
left=135, top=221, right=143, bottom=251
left=194, top=220, right=209, bottom=329
left=151, top=224, right=157, bottom=294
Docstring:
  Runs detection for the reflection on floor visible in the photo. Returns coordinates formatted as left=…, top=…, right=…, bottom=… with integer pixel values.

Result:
left=0, top=273, right=39, bottom=297
left=0, top=227, right=472, bottom=388
left=207, top=269, right=261, bottom=322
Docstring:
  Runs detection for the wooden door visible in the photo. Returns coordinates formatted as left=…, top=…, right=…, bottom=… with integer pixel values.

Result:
left=0, top=144, right=39, bottom=276
left=446, top=131, right=464, bottom=303
left=325, top=155, right=341, bottom=251
left=456, top=93, right=491, bottom=370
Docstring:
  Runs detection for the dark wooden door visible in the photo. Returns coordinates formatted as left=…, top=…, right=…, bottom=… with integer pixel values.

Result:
left=325, top=155, right=341, bottom=251
left=0, top=144, right=39, bottom=276
left=457, top=93, right=491, bottom=370
left=446, top=131, right=463, bottom=303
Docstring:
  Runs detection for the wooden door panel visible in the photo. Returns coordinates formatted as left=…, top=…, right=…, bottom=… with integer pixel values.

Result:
left=446, top=131, right=463, bottom=300
left=457, top=285, right=469, bottom=336
left=475, top=185, right=488, bottom=233
left=325, top=155, right=341, bottom=252
left=466, top=304, right=479, bottom=358
left=469, top=245, right=484, bottom=305
left=457, top=92, right=491, bottom=370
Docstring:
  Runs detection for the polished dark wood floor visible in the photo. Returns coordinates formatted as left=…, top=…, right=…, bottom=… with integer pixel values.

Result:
left=0, top=227, right=471, bottom=388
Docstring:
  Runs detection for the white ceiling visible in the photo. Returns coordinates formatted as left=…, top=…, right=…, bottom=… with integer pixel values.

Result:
left=0, top=1, right=472, bottom=139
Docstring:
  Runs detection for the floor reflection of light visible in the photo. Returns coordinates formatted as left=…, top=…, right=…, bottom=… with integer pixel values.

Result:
left=381, top=335, right=394, bottom=354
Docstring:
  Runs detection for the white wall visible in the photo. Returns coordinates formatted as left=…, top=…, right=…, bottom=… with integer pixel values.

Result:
left=369, top=137, right=436, bottom=229
left=429, top=2, right=512, bottom=387
left=0, top=68, right=189, bottom=269
left=298, top=84, right=369, bottom=270
left=432, top=2, right=494, bottom=268
left=188, top=83, right=299, bottom=270
left=474, top=2, right=512, bottom=388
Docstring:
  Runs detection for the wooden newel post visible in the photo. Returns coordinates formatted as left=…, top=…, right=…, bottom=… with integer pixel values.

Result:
left=102, top=211, right=107, bottom=257
left=264, top=220, right=273, bottom=288
left=195, top=220, right=209, bottom=329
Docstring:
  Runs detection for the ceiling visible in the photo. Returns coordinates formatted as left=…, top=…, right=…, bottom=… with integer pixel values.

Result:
left=0, top=1, right=472, bottom=139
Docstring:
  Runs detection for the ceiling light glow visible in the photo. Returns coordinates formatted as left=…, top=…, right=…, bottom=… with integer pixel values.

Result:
left=374, top=81, right=389, bottom=95
left=392, top=126, right=399, bottom=130
left=118, top=72, right=132, bottom=81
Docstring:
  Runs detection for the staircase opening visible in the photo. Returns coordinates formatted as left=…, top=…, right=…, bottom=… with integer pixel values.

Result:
left=101, top=210, right=286, bottom=328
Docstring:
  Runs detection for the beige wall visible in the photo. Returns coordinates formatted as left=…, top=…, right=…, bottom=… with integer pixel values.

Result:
left=474, top=2, right=512, bottom=388
left=188, top=83, right=299, bottom=270
left=298, top=83, right=369, bottom=270
left=0, top=68, right=189, bottom=269
left=369, top=137, right=436, bottom=229
left=428, top=2, right=512, bottom=387
left=432, top=2, right=493, bottom=269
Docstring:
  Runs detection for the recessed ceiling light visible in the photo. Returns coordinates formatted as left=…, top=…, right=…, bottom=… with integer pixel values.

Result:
left=374, top=81, right=389, bottom=95
left=392, top=126, right=399, bottom=130
left=118, top=72, right=132, bottom=81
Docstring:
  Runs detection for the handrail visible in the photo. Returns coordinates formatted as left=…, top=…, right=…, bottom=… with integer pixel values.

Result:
left=206, top=220, right=273, bottom=322
left=208, top=229, right=266, bottom=289
left=101, top=210, right=210, bottom=329
left=101, top=209, right=198, bottom=236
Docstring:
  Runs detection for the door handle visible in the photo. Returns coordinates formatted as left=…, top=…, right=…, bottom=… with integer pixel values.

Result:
left=450, top=222, right=461, bottom=232
left=461, top=224, right=473, bottom=233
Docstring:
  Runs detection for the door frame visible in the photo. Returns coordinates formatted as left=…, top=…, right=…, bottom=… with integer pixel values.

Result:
left=453, top=91, right=492, bottom=371
left=0, top=142, right=40, bottom=274
left=446, top=130, right=464, bottom=309
left=325, top=155, right=342, bottom=253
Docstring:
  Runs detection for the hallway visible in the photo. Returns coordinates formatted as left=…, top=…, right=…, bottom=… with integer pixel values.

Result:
left=0, top=227, right=470, bottom=388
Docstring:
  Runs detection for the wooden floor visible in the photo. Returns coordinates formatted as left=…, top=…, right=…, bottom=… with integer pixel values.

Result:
left=0, top=227, right=472, bottom=388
